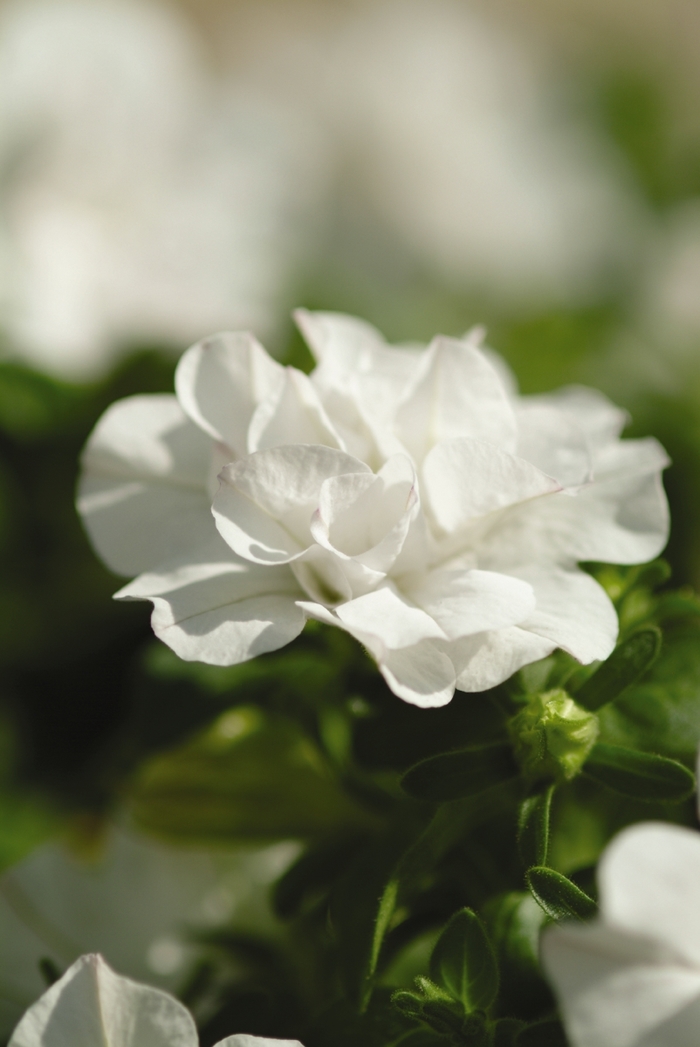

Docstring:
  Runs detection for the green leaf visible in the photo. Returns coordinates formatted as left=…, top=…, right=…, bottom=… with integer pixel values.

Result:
left=583, top=743, right=695, bottom=802
left=413, top=977, right=456, bottom=1004
left=396, top=785, right=519, bottom=906
left=401, top=743, right=518, bottom=802
left=429, top=908, right=499, bottom=1013
left=420, top=1001, right=471, bottom=1039
left=527, top=867, right=597, bottom=922
left=517, top=787, right=554, bottom=869
left=483, top=893, right=551, bottom=1020
left=575, top=628, right=661, bottom=710
left=392, top=991, right=425, bottom=1021
left=310, top=989, right=437, bottom=1047
left=331, top=830, right=413, bottom=1010
left=127, top=708, right=374, bottom=843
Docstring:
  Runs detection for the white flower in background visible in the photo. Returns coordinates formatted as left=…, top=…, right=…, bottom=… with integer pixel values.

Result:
left=8, top=953, right=303, bottom=1047
left=0, top=0, right=320, bottom=379
left=0, top=825, right=296, bottom=1036
left=78, top=311, right=669, bottom=708
left=213, top=0, right=639, bottom=306
left=542, top=822, right=700, bottom=1047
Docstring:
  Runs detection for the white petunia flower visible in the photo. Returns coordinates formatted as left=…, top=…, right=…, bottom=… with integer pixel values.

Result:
left=0, top=0, right=319, bottom=379
left=542, top=822, right=700, bottom=1047
left=0, top=824, right=296, bottom=1036
left=8, top=953, right=302, bottom=1047
left=77, top=311, right=669, bottom=708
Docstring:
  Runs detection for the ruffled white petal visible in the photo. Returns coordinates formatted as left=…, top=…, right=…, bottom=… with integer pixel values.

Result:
left=296, top=600, right=456, bottom=707
left=454, top=626, right=556, bottom=693
left=542, top=922, right=700, bottom=1047
left=248, top=368, right=343, bottom=453
left=298, top=310, right=422, bottom=464
left=291, top=545, right=363, bottom=605
left=395, top=334, right=517, bottom=461
left=422, top=437, right=561, bottom=535
left=311, top=454, right=418, bottom=573
left=378, top=641, right=456, bottom=709
left=78, top=395, right=214, bottom=576
left=516, top=399, right=592, bottom=488
left=543, top=385, right=629, bottom=451
left=599, top=824, right=700, bottom=969
left=294, top=309, right=389, bottom=367
left=336, top=585, right=447, bottom=648
left=403, top=569, right=535, bottom=640
left=479, top=442, right=669, bottom=570
left=214, top=446, right=371, bottom=564
left=116, top=538, right=305, bottom=666
left=8, top=953, right=197, bottom=1047
left=510, top=566, right=618, bottom=663
left=175, top=332, right=283, bottom=455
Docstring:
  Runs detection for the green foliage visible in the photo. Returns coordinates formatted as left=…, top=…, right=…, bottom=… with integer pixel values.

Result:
left=517, top=788, right=554, bottom=870
left=128, top=707, right=375, bottom=843
left=526, top=868, right=598, bottom=923
left=583, top=743, right=695, bottom=802
left=401, top=744, right=518, bottom=802
left=429, top=909, right=499, bottom=1015
left=482, top=894, right=551, bottom=1021
left=574, top=628, right=662, bottom=711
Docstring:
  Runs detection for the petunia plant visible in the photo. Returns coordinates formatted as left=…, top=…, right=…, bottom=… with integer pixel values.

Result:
left=9, top=310, right=692, bottom=1045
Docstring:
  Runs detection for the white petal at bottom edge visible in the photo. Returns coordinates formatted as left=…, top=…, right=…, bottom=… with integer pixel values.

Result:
left=116, top=549, right=305, bottom=666
left=541, top=922, right=700, bottom=1047
left=8, top=954, right=197, bottom=1047
left=598, top=823, right=700, bottom=969
left=454, top=626, right=556, bottom=693
left=215, top=1037, right=304, bottom=1047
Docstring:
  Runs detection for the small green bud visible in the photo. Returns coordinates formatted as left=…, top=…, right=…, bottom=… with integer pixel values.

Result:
left=508, top=689, right=599, bottom=784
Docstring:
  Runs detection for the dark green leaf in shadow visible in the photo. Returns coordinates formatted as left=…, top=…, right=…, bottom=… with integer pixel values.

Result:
left=128, top=708, right=375, bottom=843
left=516, top=1018, right=568, bottom=1046
left=429, top=908, right=499, bottom=1013
left=401, top=743, right=518, bottom=802
left=330, top=829, right=415, bottom=1010
left=517, top=786, right=554, bottom=870
left=483, top=892, right=551, bottom=1020
left=493, top=1018, right=527, bottom=1047
left=526, top=867, right=597, bottom=922
left=575, top=628, right=661, bottom=711
left=583, top=743, right=695, bottom=802
left=273, top=835, right=367, bottom=919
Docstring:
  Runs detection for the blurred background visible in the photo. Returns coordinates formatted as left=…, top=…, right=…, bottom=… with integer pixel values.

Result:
left=0, top=0, right=699, bottom=1038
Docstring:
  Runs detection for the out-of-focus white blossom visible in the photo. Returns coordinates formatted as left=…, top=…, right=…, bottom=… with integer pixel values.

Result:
left=0, top=0, right=643, bottom=381
left=78, top=310, right=669, bottom=708
left=217, top=0, right=641, bottom=306
left=8, top=953, right=303, bottom=1047
left=0, top=825, right=296, bottom=1036
left=0, top=0, right=320, bottom=379
left=542, top=822, right=700, bottom=1047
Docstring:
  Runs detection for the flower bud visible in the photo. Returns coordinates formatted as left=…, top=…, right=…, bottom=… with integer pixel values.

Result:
left=508, top=689, right=599, bottom=784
